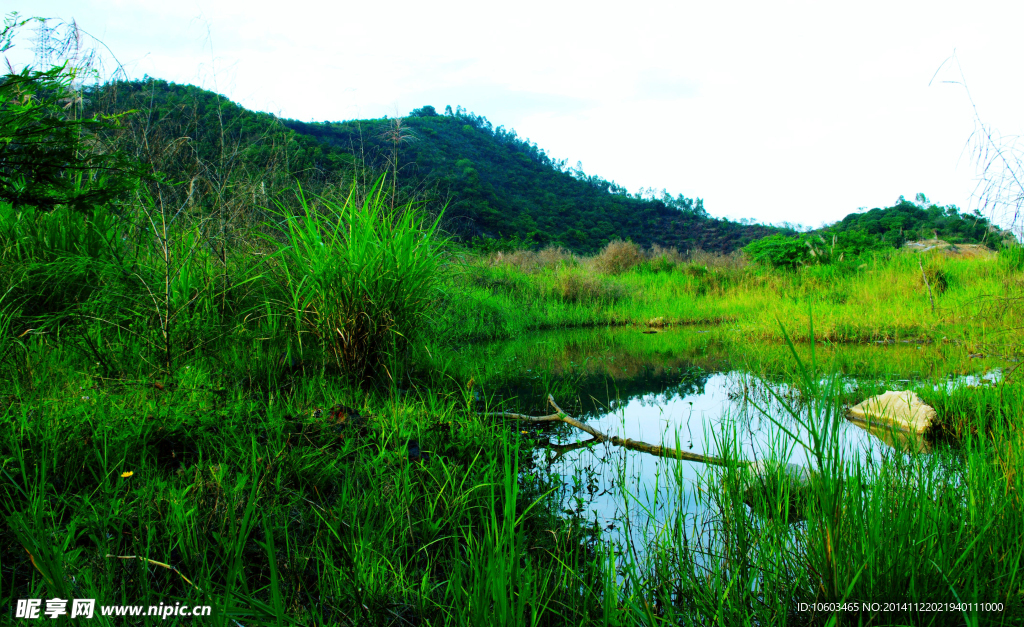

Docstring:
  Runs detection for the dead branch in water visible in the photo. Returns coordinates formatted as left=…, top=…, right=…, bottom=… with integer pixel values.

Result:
left=487, top=395, right=745, bottom=467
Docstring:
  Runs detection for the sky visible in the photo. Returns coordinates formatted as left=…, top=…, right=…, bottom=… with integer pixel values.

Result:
left=9, top=1, right=1024, bottom=230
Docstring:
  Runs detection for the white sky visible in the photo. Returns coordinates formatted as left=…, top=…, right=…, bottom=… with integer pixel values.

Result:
left=10, top=1, right=1024, bottom=228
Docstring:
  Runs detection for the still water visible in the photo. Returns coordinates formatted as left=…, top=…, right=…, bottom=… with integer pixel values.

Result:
left=457, top=325, right=961, bottom=552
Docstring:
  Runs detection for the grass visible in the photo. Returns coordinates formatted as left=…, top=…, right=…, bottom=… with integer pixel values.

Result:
left=1, top=364, right=613, bottom=625
left=262, top=177, right=447, bottom=379
left=1, top=189, right=1023, bottom=624
left=444, top=241, right=1024, bottom=351
left=632, top=344, right=1024, bottom=626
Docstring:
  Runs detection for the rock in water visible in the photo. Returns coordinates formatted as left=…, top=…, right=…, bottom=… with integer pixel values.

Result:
left=847, top=391, right=936, bottom=434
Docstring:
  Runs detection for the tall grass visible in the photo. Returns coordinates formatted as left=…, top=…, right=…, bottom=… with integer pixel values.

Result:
left=263, top=177, right=447, bottom=380
left=2, top=178, right=1022, bottom=623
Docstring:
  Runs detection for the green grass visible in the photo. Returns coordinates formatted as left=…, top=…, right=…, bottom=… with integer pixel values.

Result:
left=1, top=191, right=1023, bottom=625
left=1, top=364, right=615, bottom=625
left=443, top=243, right=1024, bottom=350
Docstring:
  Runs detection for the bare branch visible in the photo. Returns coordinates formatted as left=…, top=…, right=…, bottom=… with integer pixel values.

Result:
left=489, top=395, right=742, bottom=467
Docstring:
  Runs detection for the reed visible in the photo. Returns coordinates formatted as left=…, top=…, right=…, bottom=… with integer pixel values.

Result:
left=445, top=243, right=1024, bottom=349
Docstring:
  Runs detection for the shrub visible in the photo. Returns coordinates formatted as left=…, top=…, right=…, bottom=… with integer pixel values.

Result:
left=686, top=261, right=711, bottom=276
left=689, top=248, right=747, bottom=270
left=489, top=249, right=538, bottom=273
left=552, top=270, right=623, bottom=303
left=645, top=244, right=683, bottom=272
left=487, top=246, right=573, bottom=274
left=743, top=235, right=810, bottom=270
left=537, top=245, right=575, bottom=270
left=593, top=239, right=644, bottom=275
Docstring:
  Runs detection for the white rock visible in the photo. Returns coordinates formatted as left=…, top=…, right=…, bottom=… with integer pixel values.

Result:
left=846, top=391, right=936, bottom=435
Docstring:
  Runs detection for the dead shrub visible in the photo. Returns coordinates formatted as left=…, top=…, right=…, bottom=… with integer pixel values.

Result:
left=553, top=270, right=624, bottom=303
left=490, top=249, right=539, bottom=273
left=684, top=263, right=710, bottom=278
left=688, top=248, right=748, bottom=270
left=537, top=246, right=576, bottom=270
left=489, top=246, right=575, bottom=274
left=594, top=240, right=644, bottom=275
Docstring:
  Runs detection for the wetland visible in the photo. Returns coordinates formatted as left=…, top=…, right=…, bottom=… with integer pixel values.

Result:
left=1, top=72, right=1022, bottom=622
left=3, top=203, right=1022, bottom=625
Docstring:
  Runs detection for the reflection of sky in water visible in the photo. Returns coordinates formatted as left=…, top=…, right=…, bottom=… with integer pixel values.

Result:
left=536, top=371, right=901, bottom=553
left=463, top=326, right=992, bottom=558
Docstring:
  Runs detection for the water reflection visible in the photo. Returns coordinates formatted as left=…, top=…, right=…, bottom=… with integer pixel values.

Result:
left=450, top=325, right=988, bottom=556
left=534, top=371, right=893, bottom=550
left=453, top=327, right=962, bottom=548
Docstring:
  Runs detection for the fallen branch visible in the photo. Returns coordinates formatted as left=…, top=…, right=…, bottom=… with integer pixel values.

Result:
left=537, top=436, right=602, bottom=462
left=488, top=395, right=744, bottom=468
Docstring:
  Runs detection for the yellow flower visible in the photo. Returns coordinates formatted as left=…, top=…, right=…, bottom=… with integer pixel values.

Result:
left=121, top=471, right=134, bottom=478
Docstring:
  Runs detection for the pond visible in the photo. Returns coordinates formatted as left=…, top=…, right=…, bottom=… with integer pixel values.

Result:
left=453, top=325, right=964, bottom=556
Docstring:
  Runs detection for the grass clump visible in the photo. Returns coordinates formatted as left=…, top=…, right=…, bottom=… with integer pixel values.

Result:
left=550, top=269, right=625, bottom=304
left=264, top=179, right=447, bottom=379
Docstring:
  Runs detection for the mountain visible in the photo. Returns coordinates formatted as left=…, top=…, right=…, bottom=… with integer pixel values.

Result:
left=80, top=81, right=783, bottom=253
left=282, top=106, right=784, bottom=254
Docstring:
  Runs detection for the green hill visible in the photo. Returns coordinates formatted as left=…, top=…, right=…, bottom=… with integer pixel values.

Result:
left=14, top=74, right=1010, bottom=259
left=743, top=194, right=1011, bottom=269
left=53, top=79, right=787, bottom=254
left=830, top=194, right=1003, bottom=247
left=78, top=78, right=357, bottom=219
left=281, top=106, right=785, bottom=254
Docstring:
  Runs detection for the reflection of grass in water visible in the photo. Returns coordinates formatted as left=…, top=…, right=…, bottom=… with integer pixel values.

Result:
left=466, top=324, right=987, bottom=377
left=439, top=324, right=994, bottom=421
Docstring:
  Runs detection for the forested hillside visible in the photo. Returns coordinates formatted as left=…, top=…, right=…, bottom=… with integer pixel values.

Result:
left=831, top=194, right=1002, bottom=246
left=75, top=78, right=356, bottom=225
left=15, top=74, right=1010, bottom=258
left=282, top=106, right=785, bottom=253
left=743, top=194, right=1011, bottom=269
left=61, top=78, right=791, bottom=253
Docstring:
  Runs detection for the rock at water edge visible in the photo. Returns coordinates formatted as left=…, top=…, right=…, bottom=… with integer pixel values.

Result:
left=847, top=390, right=936, bottom=435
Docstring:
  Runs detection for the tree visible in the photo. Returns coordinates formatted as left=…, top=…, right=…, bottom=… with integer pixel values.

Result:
left=410, top=105, right=438, bottom=117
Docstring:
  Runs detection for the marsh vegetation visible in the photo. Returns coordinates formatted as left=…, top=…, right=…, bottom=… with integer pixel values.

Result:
left=2, top=41, right=1023, bottom=625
